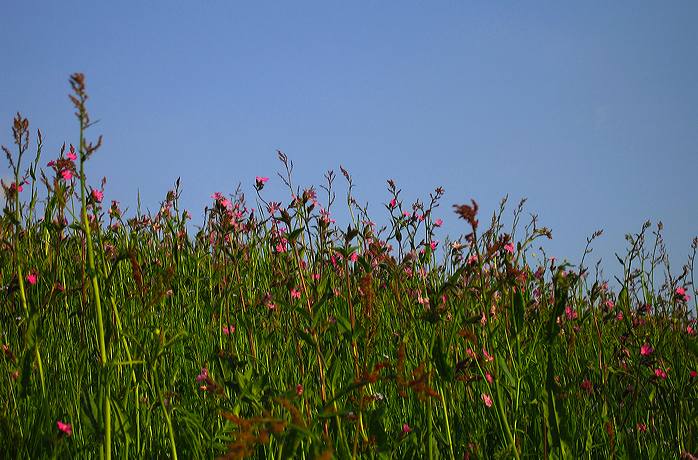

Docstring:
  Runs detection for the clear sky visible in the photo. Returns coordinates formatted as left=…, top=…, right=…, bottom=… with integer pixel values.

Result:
left=2, top=2, right=697, bottom=282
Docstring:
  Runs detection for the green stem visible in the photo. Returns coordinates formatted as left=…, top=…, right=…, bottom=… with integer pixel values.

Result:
left=440, top=386, right=455, bottom=460
left=154, top=365, right=178, bottom=460
left=79, top=110, right=110, bottom=459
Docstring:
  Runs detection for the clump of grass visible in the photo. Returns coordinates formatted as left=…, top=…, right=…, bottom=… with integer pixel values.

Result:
left=1, top=74, right=697, bottom=459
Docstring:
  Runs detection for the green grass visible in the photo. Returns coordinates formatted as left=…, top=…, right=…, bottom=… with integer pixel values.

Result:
left=1, top=74, right=697, bottom=459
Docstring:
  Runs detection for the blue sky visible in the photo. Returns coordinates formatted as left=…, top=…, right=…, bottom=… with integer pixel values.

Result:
left=2, top=2, right=697, bottom=281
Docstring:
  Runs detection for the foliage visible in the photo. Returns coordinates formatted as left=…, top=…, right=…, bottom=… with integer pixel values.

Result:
left=1, top=75, right=697, bottom=459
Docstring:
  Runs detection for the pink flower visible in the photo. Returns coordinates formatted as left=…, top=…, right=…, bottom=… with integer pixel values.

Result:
left=482, top=348, right=494, bottom=363
left=255, top=176, right=269, bottom=189
left=109, top=200, right=121, bottom=218
left=402, top=423, right=411, bottom=434
left=640, top=343, right=653, bottom=357
left=481, top=393, right=493, bottom=408
left=66, top=151, right=78, bottom=161
left=91, top=189, right=104, bottom=203
left=504, top=243, right=515, bottom=254
left=57, top=420, right=72, bottom=436
left=466, top=348, right=477, bottom=359
left=290, top=289, right=301, bottom=300
left=565, top=306, right=578, bottom=321
left=636, top=423, right=647, bottom=433
left=485, top=372, right=494, bottom=384
left=60, top=170, right=73, bottom=181
left=429, top=241, right=438, bottom=251
left=349, top=252, right=359, bottom=263
left=605, top=300, right=615, bottom=310
left=654, top=368, right=667, bottom=379
left=467, top=254, right=478, bottom=265
left=222, top=325, right=235, bottom=336
left=690, top=370, right=697, bottom=379
left=296, top=384, right=304, bottom=396
left=687, top=325, right=695, bottom=335
left=26, top=272, right=37, bottom=285
left=434, top=218, right=443, bottom=227
left=616, top=311, right=624, bottom=321
left=196, top=367, right=209, bottom=383
left=389, top=198, right=397, bottom=209
left=675, top=286, right=690, bottom=302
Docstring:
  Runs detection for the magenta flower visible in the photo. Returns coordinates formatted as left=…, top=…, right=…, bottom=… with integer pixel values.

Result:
left=565, top=306, right=578, bottom=321
left=482, top=348, right=494, bottom=362
left=389, top=198, right=397, bottom=209
left=675, top=286, right=691, bottom=302
left=290, top=288, right=301, bottom=300
left=504, top=242, right=515, bottom=254
left=485, top=372, right=494, bottom=384
left=255, top=176, right=269, bottom=190
left=402, top=423, right=411, bottom=434
left=57, top=420, right=72, bottom=436
left=654, top=368, right=668, bottom=379
left=60, top=170, right=73, bottom=181
left=222, top=325, right=235, bottom=336
left=66, top=145, right=78, bottom=161
left=434, top=218, right=443, bottom=227
left=640, top=343, right=653, bottom=357
left=296, top=384, right=304, bottom=396
left=481, top=393, right=493, bottom=408
left=196, top=367, right=209, bottom=383
left=349, top=252, right=359, bottom=263
left=26, top=272, right=37, bottom=286
left=91, top=189, right=104, bottom=203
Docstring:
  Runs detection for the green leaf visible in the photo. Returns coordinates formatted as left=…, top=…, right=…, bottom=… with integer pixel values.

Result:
left=513, top=289, right=524, bottom=335
left=297, top=330, right=316, bottom=348
left=498, top=355, right=516, bottom=388
left=433, top=334, right=454, bottom=381
left=288, top=227, right=304, bottom=243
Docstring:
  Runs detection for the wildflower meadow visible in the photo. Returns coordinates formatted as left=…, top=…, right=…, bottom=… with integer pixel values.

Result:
left=1, top=74, right=697, bottom=459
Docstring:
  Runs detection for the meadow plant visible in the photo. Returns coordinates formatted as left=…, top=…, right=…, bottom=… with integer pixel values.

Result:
left=1, top=75, right=697, bottom=459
